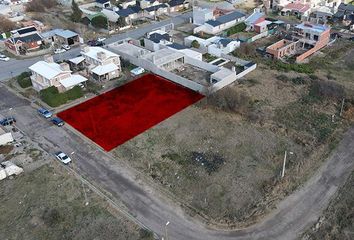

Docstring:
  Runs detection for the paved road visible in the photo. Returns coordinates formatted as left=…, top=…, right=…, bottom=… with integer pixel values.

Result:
left=1, top=84, right=354, bottom=240
left=0, top=12, right=192, bottom=82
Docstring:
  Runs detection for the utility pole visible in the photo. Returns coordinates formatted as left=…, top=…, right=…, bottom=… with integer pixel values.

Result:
left=340, top=98, right=345, bottom=117
left=281, top=151, right=293, bottom=178
left=165, top=221, right=170, bottom=240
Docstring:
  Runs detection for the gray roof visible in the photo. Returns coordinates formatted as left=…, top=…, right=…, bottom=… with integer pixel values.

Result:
left=206, top=10, right=246, bottom=27
left=13, top=33, right=42, bottom=43
left=144, top=3, right=168, bottom=12
left=116, top=7, right=136, bottom=17
left=167, top=42, right=187, bottom=50
left=56, top=30, right=78, bottom=39
left=148, top=32, right=170, bottom=43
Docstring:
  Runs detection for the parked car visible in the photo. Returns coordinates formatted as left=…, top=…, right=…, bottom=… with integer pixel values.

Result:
left=62, top=44, right=71, bottom=50
left=97, top=37, right=106, bottom=42
left=87, top=40, right=105, bottom=47
left=0, top=117, right=16, bottom=126
left=0, top=54, right=9, bottom=61
left=38, top=108, right=53, bottom=118
left=54, top=48, right=66, bottom=54
left=55, top=151, right=72, bottom=164
left=51, top=117, right=64, bottom=126
left=78, top=83, right=85, bottom=89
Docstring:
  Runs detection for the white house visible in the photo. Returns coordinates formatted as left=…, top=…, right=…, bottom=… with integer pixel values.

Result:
left=193, top=10, right=246, bottom=35
left=144, top=30, right=171, bottom=51
left=144, top=3, right=168, bottom=16
left=138, top=0, right=160, bottom=9
left=0, top=128, right=13, bottom=146
left=80, top=46, right=121, bottom=81
left=184, top=35, right=240, bottom=57
left=193, top=7, right=213, bottom=26
left=29, top=55, right=87, bottom=92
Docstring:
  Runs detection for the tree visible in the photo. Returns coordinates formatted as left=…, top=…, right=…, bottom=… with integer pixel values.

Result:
left=91, top=15, right=108, bottom=29
left=71, top=0, right=83, bottom=22
left=0, top=15, right=16, bottom=32
left=191, top=40, right=200, bottom=49
left=117, top=16, right=126, bottom=28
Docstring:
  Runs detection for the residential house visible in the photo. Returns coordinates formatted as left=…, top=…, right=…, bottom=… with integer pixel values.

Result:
left=244, top=9, right=264, bottom=31
left=80, top=45, right=121, bottom=81
left=29, top=55, right=87, bottom=92
left=5, top=26, right=43, bottom=55
left=280, top=3, right=311, bottom=18
left=102, top=6, right=140, bottom=24
left=144, top=3, right=168, bottom=16
left=192, top=7, right=213, bottom=26
left=193, top=10, right=246, bottom=35
left=138, top=0, right=160, bottom=9
left=266, top=22, right=330, bottom=62
left=184, top=35, right=240, bottom=57
left=120, top=0, right=137, bottom=9
left=41, top=29, right=80, bottom=46
left=144, top=30, right=171, bottom=51
left=334, top=3, right=354, bottom=26
left=96, top=0, right=111, bottom=8
left=168, top=0, right=189, bottom=13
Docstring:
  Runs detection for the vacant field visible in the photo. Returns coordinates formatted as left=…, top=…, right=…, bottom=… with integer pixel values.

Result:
left=303, top=171, right=354, bottom=240
left=0, top=163, right=150, bottom=240
left=113, top=41, right=354, bottom=227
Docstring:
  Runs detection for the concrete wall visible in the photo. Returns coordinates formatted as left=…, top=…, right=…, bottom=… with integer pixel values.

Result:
left=212, top=62, right=257, bottom=91
left=0, top=132, right=13, bottom=145
left=184, top=56, right=219, bottom=72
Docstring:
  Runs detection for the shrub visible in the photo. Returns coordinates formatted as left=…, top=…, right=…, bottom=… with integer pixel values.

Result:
left=139, top=229, right=154, bottom=240
left=91, top=15, right=108, bottom=29
left=191, top=40, right=200, bottom=48
left=267, top=60, right=315, bottom=74
left=309, top=80, right=345, bottom=101
left=203, top=87, right=253, bottom=115
left=16, top=72, right=32, bottom=88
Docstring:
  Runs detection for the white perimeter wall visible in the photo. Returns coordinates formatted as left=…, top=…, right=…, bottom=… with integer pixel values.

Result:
left=0, top=133, right=13, bottom=145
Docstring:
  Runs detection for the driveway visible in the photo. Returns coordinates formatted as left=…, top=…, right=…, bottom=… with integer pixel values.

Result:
left=1, top=84, right=354, bottom=239
left=0, top=12, right=192, bottom=82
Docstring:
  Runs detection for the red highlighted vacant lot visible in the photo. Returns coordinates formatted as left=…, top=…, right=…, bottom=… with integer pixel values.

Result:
left=58, top=74, right=204, bottom=151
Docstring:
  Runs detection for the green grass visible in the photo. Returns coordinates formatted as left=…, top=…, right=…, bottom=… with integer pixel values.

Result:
left=266, top=60, right=315, bottom=74
left=226, top=22, right=246, bottom=36
left=40, top=86, right=83, bottom=107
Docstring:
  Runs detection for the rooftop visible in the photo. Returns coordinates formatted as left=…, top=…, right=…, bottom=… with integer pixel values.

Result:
left=148, top=32, right=170, bottom=43
left=60, top=75, right=87, bottom=88
left=142, top=48, right=184, bottom=66
left=144, top=3, right=168, bottom=12
left=283, top=3, right=310, bottom=13
left=12, top=33, right=42, bottom=43
left=206, top=10, right=246, bottom=27
left=81, top=46, right=119, bottom=62
left=29, top=61, right=70, bottom=79
left=295, top=23, right=330, bottom=33
left=91, top=63, right=118, bottom=75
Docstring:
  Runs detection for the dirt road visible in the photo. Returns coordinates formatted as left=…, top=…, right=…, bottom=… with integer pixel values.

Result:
left=1, top=84, right=354, bottom=239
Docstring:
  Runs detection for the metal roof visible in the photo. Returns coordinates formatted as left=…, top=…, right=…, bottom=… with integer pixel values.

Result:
left=206, top=10, right=246, bottom=27
left=144, top=3, right=168, bottom=12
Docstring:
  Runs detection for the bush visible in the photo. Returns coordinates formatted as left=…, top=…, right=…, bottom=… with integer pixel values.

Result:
left=139, top=229, right=154, bottom=240
left=309, top=80, right=345, bottom=101
left=226, top=22, right=246, bottom=36
left=91, top=15, right=108, bottom=29
left=203, top=87, right=253, bottom=115
left=26, top=0, right=57, bottom=12
left=191, top=40, right=200, bottom=48
left=16, top=72, right=32, bottom=88
left=267, top=60, right=314, bottom=74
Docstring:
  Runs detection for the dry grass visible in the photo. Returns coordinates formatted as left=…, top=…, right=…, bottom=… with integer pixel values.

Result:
left=0, top=163, right=145, bottom=240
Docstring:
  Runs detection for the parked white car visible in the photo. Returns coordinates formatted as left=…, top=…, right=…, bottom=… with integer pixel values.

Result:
left=0, top=54, right=10, bottom=62
left=97, top=37, right=106, bottom=42
left=62, top=44, right=71, bottom=50
left=54, top=48, right=66, bottom=54
left=55, top=151, right=72, bottom=164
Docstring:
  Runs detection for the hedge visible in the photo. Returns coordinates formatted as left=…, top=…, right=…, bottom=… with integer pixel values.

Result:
left=16, top=72, right=32, bottom=88
left=40, top=86, right=83, bottom=107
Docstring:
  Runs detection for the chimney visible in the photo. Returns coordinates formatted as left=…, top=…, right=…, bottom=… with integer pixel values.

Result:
left=81, top=44, right=90, bottom=53
left=97, top=51, right=106, bottom=60
left=232, top=66, right=236, bottom=72
left=44, top=54, right=54, bottom=63
left=60, top=63, right=70, bottom=71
